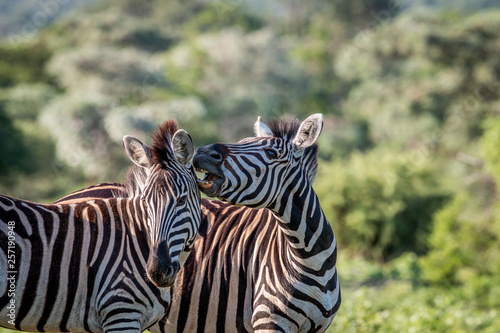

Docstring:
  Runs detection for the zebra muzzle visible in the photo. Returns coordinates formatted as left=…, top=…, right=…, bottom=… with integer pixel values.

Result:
left=148, top=264, right=179, bottom=287
left=147, top=242, right=180, bottom=287
left=196, top=168, right=216, bottom=191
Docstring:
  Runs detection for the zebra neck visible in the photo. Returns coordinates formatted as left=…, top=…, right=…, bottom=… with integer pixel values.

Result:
left=108, top=197, right=150, bottom=236
left=128, top=197, right=149, bottom=231
left=271, top=185, right=335, bottom=258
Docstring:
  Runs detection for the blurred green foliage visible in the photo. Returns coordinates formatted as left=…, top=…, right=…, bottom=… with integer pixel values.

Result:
left=315, top=148, right=448, bottom=261
left=0, top=42, right=54, bottom=88
left=418, top=115, right=500, bottom=311
left=0, top=106, right=33, bottom=183
left=326, top=252, right=500, bottom=332
left=1, top=0, right=500, bottom=331
left=482, top=116, right=500, bottom=184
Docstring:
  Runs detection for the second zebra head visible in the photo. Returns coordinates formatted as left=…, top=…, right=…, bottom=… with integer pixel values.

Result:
left=194, top=114, right=322, bottom=209
left=123, top=120, right=201, bottom=288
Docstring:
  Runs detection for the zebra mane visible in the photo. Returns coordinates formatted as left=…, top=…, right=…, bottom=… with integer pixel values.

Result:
left=123, top=120, right=179, bottom=198
left=150, top=120, right=179, bottom=167
left=267, top=116, right=319, bottom=183
left=267, top=116, right=301, bottom=141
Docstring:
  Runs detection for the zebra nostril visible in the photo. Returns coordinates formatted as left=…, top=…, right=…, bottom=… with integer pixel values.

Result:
left=210, top=152, right=222, bottom=162
left=165, top=265, right=174, bottom=279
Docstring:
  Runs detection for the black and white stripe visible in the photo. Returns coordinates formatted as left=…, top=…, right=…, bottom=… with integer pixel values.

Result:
left=160, top=114, right=340, bottom=332
left=0, top=120, right=200, bottom=332
left=51, top=115, right=340, bottom=332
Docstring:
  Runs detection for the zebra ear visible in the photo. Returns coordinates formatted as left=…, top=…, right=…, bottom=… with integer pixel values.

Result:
left=172, top=129, right=194, bottom=166
left=292, top=113, right=323, bottom=151
left=254, top=116, right=274, bottom=137
left=123, top=135, right=153, bottom=168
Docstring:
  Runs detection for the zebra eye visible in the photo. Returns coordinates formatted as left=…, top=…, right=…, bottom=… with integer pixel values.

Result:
left=265, top=149, right=278, bottom=159
left=176, top=195, right=187, bottom=207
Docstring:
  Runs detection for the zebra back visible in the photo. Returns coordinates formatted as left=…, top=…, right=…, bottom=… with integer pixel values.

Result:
left=54, top=183, right=127, bottom=204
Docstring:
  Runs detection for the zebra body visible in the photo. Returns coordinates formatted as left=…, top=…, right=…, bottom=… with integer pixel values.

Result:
left=181, top=114, right=340, bottom=332
left=56, top=190, right=287, bottom=333
left=159, top=199, right=335, bottom=332
left=0, top=120, right=201, bottom=332
left=0, top=196, right=166, bottom=332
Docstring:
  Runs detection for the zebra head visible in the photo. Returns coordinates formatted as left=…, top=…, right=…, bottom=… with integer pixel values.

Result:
left=123, top=120, right=201, bottom=288
left=194, top=114, right=322, bottom=209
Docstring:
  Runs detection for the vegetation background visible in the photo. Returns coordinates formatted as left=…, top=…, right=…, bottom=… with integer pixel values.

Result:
left=1, top=0, right=500, bottom=331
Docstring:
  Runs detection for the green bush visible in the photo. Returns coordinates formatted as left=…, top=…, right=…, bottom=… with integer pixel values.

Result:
left=330, top=253, right=500, bottom=333
left=315, top=148, right=448, bottom=260
left=0, top=42, right=54, bottom=88
left=163, top=28, right=309, bottom=120
left=330, top=281, right=500, bottom=333
left=420, top=115, right=500, bottom=308
left=481, top=116, right=500, bottom=185
left=0, top=106, right=34, bottom=184
left=335, top=10, right=500, bottom=151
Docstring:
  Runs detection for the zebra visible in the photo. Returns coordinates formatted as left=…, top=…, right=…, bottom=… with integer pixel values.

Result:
left=53, top=114, right=340, bottom=332
left=0, top=120, right=201, bottom=333
left=163, top=114, right=340, bottom=332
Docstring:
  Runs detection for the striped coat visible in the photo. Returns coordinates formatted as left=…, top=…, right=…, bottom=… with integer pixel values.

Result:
left=0, top=120, right=201, bottom=332
left=55, top=115, right=340, bottom=332
left=174, top=114, right=340, bottom=332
